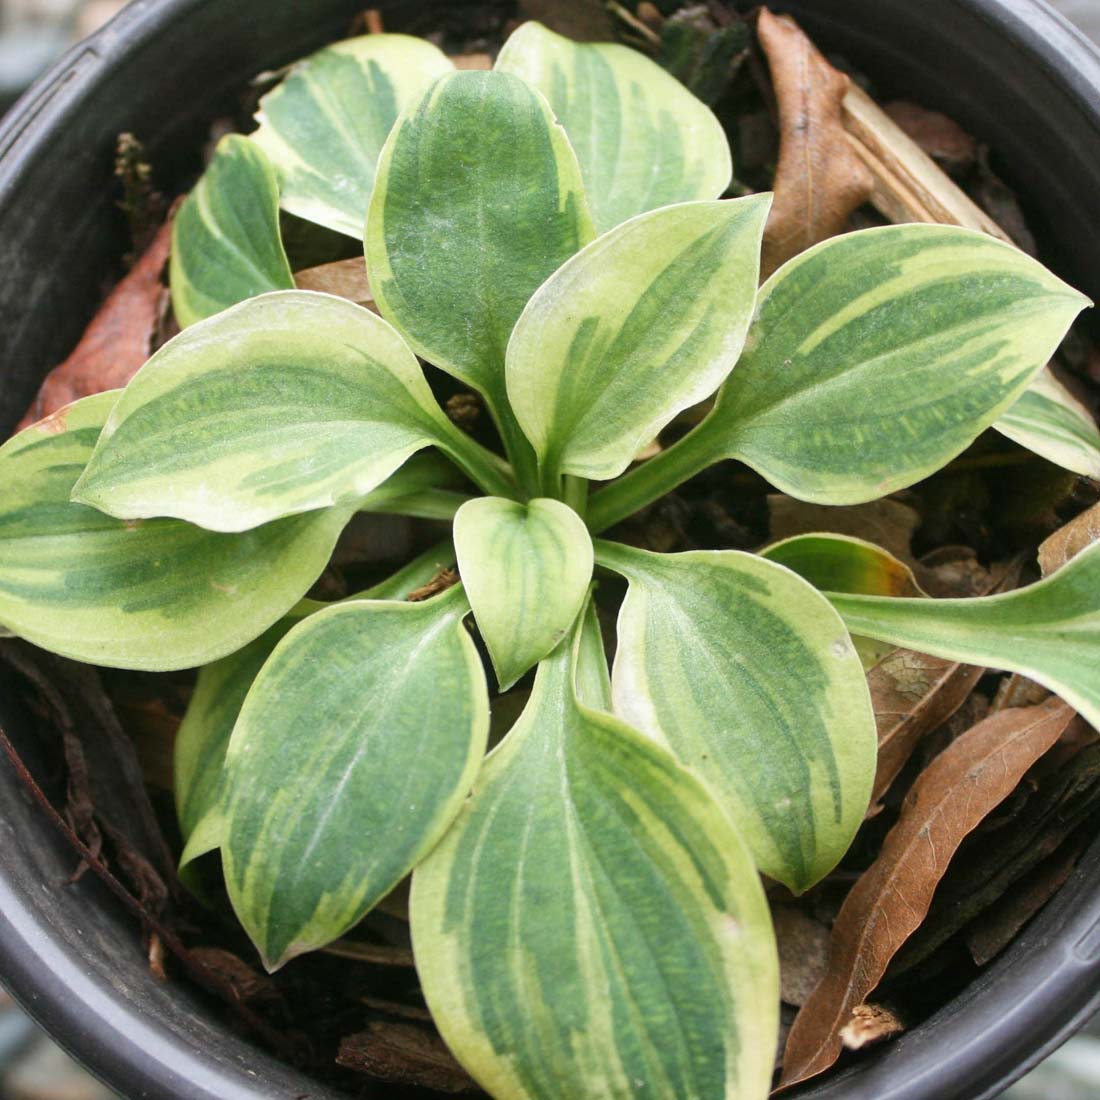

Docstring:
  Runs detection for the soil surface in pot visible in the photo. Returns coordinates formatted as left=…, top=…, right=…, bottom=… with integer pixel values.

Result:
left=5, top=2, right=1100, bottom=1098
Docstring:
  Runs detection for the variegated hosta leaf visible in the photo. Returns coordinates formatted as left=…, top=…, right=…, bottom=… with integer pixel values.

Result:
left=251, top=34, right=453, bottom=238
left=760, top=533, right=924, bottom=597
left=995, top=366, right=1100, bottom=479
left=72, top=291, right=481, bottom=532
left=169, top=134, right=293, bottom=328
left=411, top=611, right=778, bottom=1100
left=175, top=609, right=313, bottom=867
left=506, top=196, right=770, bottom=483
left=703, top=225, right=1090, bottom=504
left=495, top=20, right=732, bottom=233
left=827, top=541, right=1100, bottom=731
left=0, top=393, right=349, bottom=670
left=223, top=584, right=488, bottom=970
left=366, top=70, right=594, bottom=418
left=597, top=540, right=876, bottom=892
left=175, top=540, right=455, bottom=869
left=454, top=496, right=592, bottom=689
left=760, top=534, right=923, bottom=669
left=358, top=450, right=472, bottom=520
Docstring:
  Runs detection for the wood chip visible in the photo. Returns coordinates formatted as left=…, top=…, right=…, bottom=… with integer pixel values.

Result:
left=840, top=1003, right=905, bottom=1050
left=337, top=1022, right=477, bottom=1092
left=294, top=257, right=377, bottom=313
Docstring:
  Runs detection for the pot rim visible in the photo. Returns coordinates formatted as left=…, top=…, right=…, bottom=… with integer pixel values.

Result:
left=1, top=3, right=1100, bottom=1099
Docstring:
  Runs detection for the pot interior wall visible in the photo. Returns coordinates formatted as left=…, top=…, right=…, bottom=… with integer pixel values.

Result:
left=1, top=2, right=1099, bottom=1100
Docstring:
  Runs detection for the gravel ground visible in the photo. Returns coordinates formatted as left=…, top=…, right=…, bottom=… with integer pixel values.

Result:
left=0, top=1, right=1098, bottom=1098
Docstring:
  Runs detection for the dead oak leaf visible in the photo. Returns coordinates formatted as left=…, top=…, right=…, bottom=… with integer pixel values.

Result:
left=16, top=217, right=173, bottom=433
left=780, top=696, right=1077, bottom=1087
left=1038, top=501, right=1100, bottom=576
left=756, top=8, right=874, bottom=279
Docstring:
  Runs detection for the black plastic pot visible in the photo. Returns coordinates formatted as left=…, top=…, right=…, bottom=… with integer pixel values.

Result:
left=1, top=1, right=1099, bottom=1098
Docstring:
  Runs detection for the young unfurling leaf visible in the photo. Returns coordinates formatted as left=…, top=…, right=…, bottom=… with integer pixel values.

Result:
left=454, top=497, right=593, bottom=689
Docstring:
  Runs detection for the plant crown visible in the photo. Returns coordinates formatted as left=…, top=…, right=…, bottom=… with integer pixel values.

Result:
left=1, top=21, right=1096, bottom=1100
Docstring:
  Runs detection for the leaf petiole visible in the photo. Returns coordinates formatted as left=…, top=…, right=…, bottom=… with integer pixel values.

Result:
left=587, top=415, right=722, bottom=533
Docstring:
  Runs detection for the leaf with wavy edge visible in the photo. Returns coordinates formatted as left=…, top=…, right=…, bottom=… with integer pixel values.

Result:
left=827, top=541, right=1100, bottom=730
left=506, top=197, right=769, bottom=483
left=715, top=225, right=1089, bottom=502
left=366, top=70, right=594, bottom=431
left=170, top=135, right=293, bottom=328
left=995, top=365, right=1100, bottom=480
left=589, top=225, right=1089, bottom=532
left=251, top=34, right=453, bottom=238
left=222, top=583, right=487, bottom=970
left=454, top=497, right=592, bottom=689
left=495, top=20, right=732, bottom=233
left=0, top=393, right=349, bottom=671
left=72, top=291, right=504, bottom=532
left=174, top=541, right=455, bottom=869
left=597, top=540, right=875, bottom=893
left=411, top=607, right=777, bottom=1100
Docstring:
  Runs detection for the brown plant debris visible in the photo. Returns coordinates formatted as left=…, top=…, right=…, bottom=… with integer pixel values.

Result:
left=519, top=0, right=615, bottom=42
left=16, top=217, right=173, bottom=433
left=755, top=8, right=874, bottom=279
left=446, top=392, right=482, bottom=433
left=867, top=650, right=984, bottom=811
left=839, top=1003, right=905, bottom=1051
left=780, top=697, right=1076, bottom=1086
left=188, top=946, right=280, bottom=1004
left=882, top=101, right=978, bottom=175
left=773, top=905, right=830, bottom=1007
left=888, top=732, right=1100, bottom=977
left=407, top=567, right=460, bottom=603
left=964, top=838, right=1086, bottom=967
left=337, top=1022, right=477, bottom=1092
left=766, top=495, right=921, bottom=564
left=1038, top=500, right=1100, bottom=576
left=293, top=257, right=377, bottom=313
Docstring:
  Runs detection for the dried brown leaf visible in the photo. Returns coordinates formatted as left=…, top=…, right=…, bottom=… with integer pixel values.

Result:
left=780, top=697, right=1076, bottom=1086
left=773, top=905, right=830, bottom=1006
left=867, top=650, right=984, bottom=810
left=756, top=9, right=874, bottom=278
left=1038, top=501, right=1100, bottom=576
left=16, top=218, right=173, bottom=433
left=293, top=257, right=377, bottom=313
left=337, top=1022, right=477, bottom=1092
left=766, top=495, right=920, bottom=563
left=518, top=0, right=615, bottom=41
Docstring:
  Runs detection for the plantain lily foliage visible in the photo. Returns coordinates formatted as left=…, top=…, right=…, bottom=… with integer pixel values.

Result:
left=2, top=19, right=1097, bottom=1100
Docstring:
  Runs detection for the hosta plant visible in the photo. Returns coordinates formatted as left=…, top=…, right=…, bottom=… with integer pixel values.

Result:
left=3, top=20, right=1099, bottom=1100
